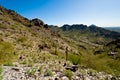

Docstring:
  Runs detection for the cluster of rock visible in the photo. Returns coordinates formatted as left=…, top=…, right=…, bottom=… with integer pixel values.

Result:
left=1, top=62, right=119, bottom=80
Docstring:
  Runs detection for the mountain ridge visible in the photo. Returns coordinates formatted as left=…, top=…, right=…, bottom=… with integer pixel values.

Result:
left=60, top=24, right=120, bottom=40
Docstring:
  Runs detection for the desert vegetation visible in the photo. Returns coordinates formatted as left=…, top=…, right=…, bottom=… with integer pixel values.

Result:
left=0, top=5, right=120, bottom=80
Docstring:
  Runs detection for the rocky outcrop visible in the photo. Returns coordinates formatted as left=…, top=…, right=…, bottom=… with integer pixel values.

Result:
left=31, top=18, right=44, bottom=27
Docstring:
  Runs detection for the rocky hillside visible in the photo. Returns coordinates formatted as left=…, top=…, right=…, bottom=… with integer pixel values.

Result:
left=0, top=6, right=120, bottom=80
left=0, top=5, right=76, bottom=64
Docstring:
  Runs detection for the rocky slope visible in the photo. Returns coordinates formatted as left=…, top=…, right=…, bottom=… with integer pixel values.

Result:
left=1, top=64, right=117, bottom=80
left=0, top=5, right=120, bottom=80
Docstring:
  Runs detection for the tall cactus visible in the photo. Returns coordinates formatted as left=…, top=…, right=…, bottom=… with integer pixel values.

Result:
left=65, top=46, right=68, bottom=61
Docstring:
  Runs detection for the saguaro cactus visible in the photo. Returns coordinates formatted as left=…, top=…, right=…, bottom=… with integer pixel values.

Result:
left=65, top=46, right=68, bottom=61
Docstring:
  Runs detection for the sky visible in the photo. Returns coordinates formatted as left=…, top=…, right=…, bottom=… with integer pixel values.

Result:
left=0, top=0, right=120, bottom=27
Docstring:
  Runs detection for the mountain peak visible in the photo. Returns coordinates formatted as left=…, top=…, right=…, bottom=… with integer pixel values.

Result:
left=89, top=24, right=97, bottom=27
left=61, top=24, right=87, bottom=31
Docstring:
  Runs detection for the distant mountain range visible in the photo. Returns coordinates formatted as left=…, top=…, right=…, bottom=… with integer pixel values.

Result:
left=58, top=24, right=120, bottom=44
left=61, top=24, right=120, bottom=39
left=104, top=27, right=120, bottom=32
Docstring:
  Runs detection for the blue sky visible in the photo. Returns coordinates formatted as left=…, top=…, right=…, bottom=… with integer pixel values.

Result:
left=0, top=0, right=120, bottom=27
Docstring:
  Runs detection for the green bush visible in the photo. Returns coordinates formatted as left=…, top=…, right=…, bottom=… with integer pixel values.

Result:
left=68, top=54, right=81, bottom=65
left=64, top=70, right=73, bottom=80
left=26, top=68, right=36, bottom=76
left=45, top=69, right=53, bottom=76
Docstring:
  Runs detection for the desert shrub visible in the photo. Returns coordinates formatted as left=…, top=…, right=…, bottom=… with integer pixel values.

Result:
left=45, top=69, right=53, bottom=76
left=26, top=68, right=36, bottom=76
left=79, top=69, right=86, bottom=75
left=0, top=41, right=15, bottom=64
left=17, top=36, right=27, bottom=43
left=68, top=54, right=81, bottom=65
left=38, top=65, right=44, bottom=74
left=64, top=70, right=73, bottom=80
left=21, top=60, right=27, bottom=65
left=28, top=61, right=33, bottom=67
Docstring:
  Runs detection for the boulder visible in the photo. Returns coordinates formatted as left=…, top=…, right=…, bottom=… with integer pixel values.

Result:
left=61, top=76, right=69, bottom=80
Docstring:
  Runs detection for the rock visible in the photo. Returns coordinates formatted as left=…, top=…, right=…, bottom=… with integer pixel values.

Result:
left=111, top=77, right=117, bottom=80
left=65, top=65, right=78, bottom=72
left=1, top=62, right=117, bottom=80
left=61, top=76, right=69, bottom=80
left=11, top=67, right=20, bottom=72
left=74, top=76, right=80, bottom=80
left=19, top=56, right=23, bottom=60
left=55, top=77, right=61, bottom=80
left=84, top=76, right=91, bottom=80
